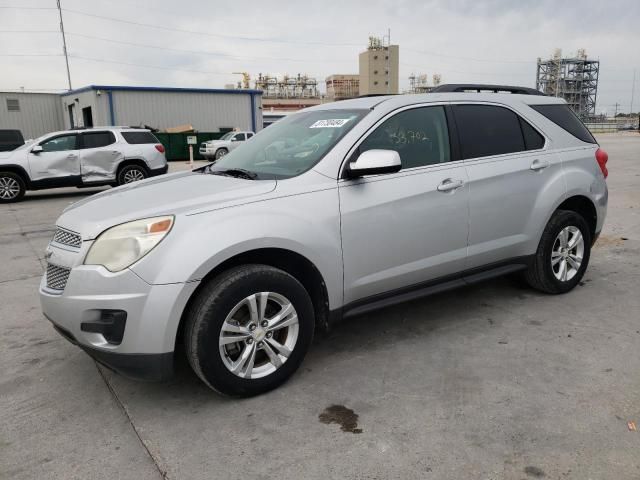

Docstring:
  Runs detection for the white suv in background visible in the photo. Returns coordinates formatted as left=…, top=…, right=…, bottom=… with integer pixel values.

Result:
left=0, top=127, right=168, bottom=202
left=200, top=131, right=255, bottom=160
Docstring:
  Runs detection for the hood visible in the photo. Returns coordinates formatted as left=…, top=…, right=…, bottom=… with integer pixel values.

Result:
left=57, top=171, right=276, bottom=239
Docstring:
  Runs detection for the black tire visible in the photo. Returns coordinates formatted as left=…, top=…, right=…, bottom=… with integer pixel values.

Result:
left=214, top=148, right=228, bottom=160
left=0, top=171, right=26, bottom=203
left=525, top=210, right=591, bottom=294
left=185, top=264, right=315, bottom=396
left=117, top=164, right=148, bottom=186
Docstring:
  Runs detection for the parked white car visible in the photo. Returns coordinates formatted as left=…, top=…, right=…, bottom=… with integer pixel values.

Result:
left=199, top=131, right=255, bottom=160
left=0, top=127, right=168, bottom=203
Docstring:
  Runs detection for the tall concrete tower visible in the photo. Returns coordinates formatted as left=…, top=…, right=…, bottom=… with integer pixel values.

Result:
left=359, top=36, right=399, bottom=96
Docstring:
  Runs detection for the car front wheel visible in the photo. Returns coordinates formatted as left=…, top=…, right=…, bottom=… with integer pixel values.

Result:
left=0, top=172, right=26, bottom=203
left=214, top=148, right=228, bottom=160
left=185, top=265, right=315, bottom=396
left=525, top=209, right=591, bottom=294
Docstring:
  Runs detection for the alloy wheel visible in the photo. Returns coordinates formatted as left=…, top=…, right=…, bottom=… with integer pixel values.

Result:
left=0, top=176, right=20, bottom=200
left=123, top=168, right=145, bottom=183
left=219, top=292, right=299, bottom=379
left=551, top=226, right=584, bottom=282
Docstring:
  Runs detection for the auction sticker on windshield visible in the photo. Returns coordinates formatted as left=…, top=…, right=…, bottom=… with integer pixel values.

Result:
left=309, top=119, right=351, bottom=128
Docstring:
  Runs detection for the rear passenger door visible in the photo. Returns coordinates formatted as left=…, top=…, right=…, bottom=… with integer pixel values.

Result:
left=452, top=103, right=564, bottom=268
left=79, top=131, right=122, bottom=183
left=339, top=105, right=469, bottom=304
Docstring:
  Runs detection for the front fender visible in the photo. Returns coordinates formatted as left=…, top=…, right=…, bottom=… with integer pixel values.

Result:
left=130, top=188, right=343, bottom=309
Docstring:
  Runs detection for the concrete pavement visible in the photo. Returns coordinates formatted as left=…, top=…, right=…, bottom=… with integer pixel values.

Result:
left=1, top=139, right=639, bottom=479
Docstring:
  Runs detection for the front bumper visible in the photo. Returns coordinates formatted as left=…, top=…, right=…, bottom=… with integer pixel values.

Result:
left=40, top=260, right=198, bottom=381
left=48, top=320, right=174, bottom=381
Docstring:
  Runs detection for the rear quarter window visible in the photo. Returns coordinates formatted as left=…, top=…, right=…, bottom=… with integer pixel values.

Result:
left=121, top=131, right=159, bottom=144
left=530, top=104, right=596, bottom=144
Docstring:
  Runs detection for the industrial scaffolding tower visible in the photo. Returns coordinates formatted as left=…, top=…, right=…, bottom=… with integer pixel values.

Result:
left=536, top=49, right=600, bottom=119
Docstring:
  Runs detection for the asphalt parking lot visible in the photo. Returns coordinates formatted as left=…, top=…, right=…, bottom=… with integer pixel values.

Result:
left=2, top=135, right=639, bottom=480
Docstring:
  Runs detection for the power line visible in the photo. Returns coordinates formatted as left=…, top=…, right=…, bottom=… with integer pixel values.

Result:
left=0, top=6, right=56, bottom=10
left=62, top=8, right=361, bottom=47
left=69, top=54, right=330, bottom=82
left=64, top=32, right=353, bottom=64
left=0, top=30, right=59, bottom=33
left=404, top=47, right=531, bottom=65
left=0, top=53, right=62, bottom=57
left=69, top=54, right=231, bottom=76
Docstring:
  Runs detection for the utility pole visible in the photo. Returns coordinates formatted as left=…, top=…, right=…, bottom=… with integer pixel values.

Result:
left=57, top=0, right=72, bottom=91
left=614, top=102, right=620, bottom=118
left=631, top=69, right=636, bottom=115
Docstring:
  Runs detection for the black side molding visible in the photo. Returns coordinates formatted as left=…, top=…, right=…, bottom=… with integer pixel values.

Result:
left=335, top=256, right=533, bottom=322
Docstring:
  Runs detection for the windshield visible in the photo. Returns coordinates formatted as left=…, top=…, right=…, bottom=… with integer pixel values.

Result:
left=210, top=109, right=367, bottom=179
left=219, top=132, right=235, bottom=140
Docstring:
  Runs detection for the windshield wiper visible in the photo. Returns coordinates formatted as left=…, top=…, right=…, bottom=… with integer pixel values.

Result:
left=208, top=167, right=258, bottom=180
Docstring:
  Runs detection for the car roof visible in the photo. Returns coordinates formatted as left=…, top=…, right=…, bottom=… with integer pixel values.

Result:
left=308, top=92, right=566, bottom=112
left=44, top=127, right=151, bottom=136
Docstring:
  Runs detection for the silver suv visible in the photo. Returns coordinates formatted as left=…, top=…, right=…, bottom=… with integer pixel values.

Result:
left=40, top=85, right=608, bottom=396
left=0, top=127, right=168, bottom=202
left=199, top=130, right=255, bottom=160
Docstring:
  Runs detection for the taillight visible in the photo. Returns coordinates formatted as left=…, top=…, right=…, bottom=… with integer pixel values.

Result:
left=595, top=148, right=608, bottom=178
left=155, top=144, right=165, bottom=153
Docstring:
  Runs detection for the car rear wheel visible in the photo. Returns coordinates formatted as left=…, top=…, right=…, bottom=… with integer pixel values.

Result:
left=185, top=264, right=315, bottom=396
left=117, top=164, right=148, bottom=186
left=525, top=210, right=591, bottom=294
left=214, top=148, right=228, bottom=160
left=0, top=172, right=26, bottom=203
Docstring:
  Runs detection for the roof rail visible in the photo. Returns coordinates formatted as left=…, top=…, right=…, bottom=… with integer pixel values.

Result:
left=430, top=84, right=545, bottom=96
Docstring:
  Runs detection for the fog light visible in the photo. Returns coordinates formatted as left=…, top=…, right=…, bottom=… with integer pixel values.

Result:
left=81, top=310, right=127, bottom=345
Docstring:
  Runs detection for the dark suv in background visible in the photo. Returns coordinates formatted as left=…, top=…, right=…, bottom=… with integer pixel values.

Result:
left=0, top=129, right=25, bottom=152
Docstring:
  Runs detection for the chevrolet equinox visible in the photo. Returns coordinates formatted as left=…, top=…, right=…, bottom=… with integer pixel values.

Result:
left=40, top=85, right=608, bottom=396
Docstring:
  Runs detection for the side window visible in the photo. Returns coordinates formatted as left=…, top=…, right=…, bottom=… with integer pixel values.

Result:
left=247, top=133, right=254, bottom=139
left=233, top=133, right=245, bottom=142
left=359, top=106, right=451, bottom=169
left=81, top=131, right=116, bottom=149
left=40, top=134, right=77, bottom=152
left=530, top=104, right=596, bottom=144
left=519, top=118, right=545, bottom=150
left=454, top=105, right=525, bottom=159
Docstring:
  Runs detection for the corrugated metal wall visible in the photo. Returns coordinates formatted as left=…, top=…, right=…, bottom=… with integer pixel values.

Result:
left=0, top=92, right=64, bottom=139
left=1, top=87, right=264, bottom=137
left=110, top=90, right=261, bottom=132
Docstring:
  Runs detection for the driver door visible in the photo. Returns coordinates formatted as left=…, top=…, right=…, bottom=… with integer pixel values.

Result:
left=339, top=105, right=469, bottom=304
left=229, top=133, right=246, bottom=151
left=28, top=133, right=80, bottom=182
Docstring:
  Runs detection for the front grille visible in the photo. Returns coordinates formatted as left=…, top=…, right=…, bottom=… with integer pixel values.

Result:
left=46, top=263, right=71, bottom=291
left=52, top=228, right=81, bottom=248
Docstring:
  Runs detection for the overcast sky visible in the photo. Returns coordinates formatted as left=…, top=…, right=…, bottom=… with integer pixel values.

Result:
left=1, top=0, right=638, bottom=115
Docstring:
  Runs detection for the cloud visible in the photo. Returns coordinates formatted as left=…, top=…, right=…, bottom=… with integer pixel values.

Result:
left=1, top=0, right=638, bottom=113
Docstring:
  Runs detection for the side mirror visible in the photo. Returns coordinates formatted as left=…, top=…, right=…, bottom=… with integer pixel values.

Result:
left=31, top=145, right=43, bottom=154
left=230, top=137, right=237, bottom=142
left=346, top=149, right=401, bottom=178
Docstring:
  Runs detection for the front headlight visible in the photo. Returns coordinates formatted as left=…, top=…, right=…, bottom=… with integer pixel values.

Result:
left=84, top=216, right=174, bottom=272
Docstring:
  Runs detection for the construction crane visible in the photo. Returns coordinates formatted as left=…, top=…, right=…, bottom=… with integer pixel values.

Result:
left=232, top=72, right=251, bottom=89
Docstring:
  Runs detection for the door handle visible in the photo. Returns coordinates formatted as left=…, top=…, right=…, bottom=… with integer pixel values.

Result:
left=66, top=154, right=77, bottom=159
left=437, top=178, right=465, bottom=192
left=530, top=159, right=550, bottom=171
